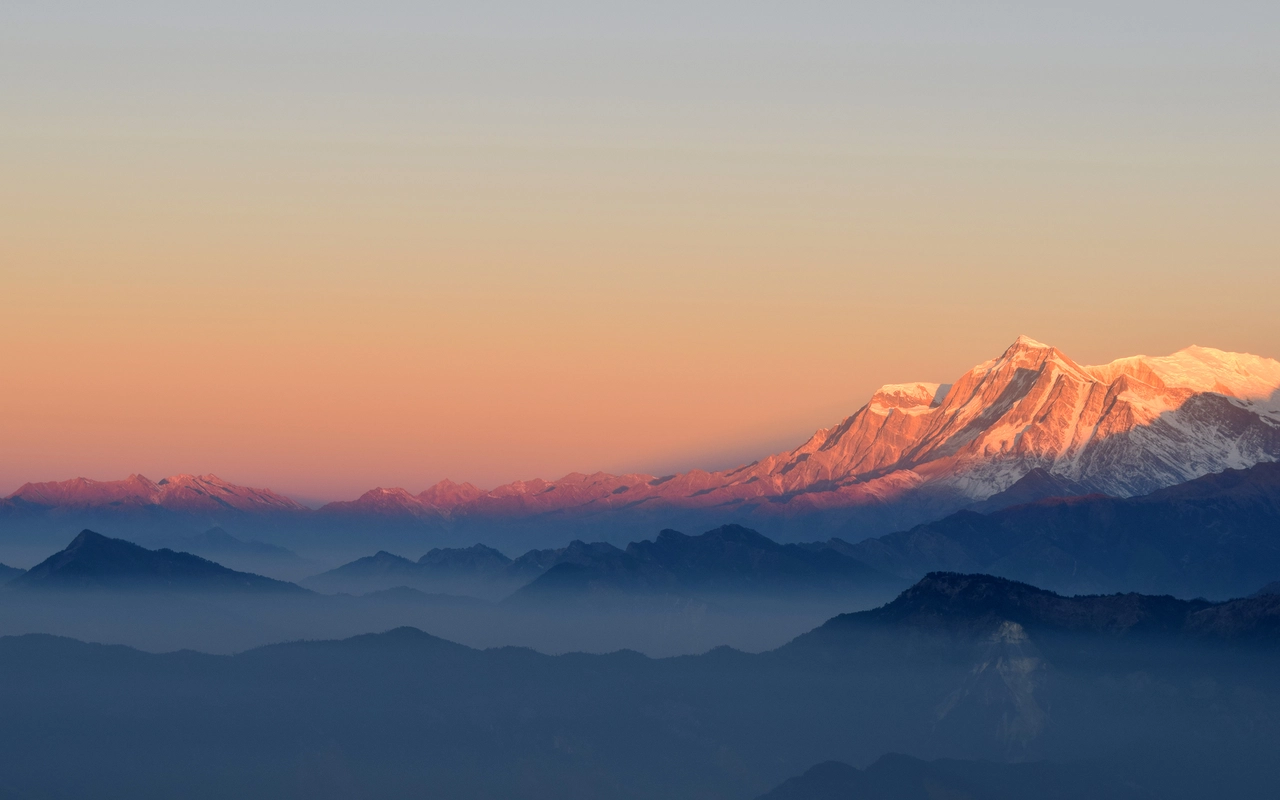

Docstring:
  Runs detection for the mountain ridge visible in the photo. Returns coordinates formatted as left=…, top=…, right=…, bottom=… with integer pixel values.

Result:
left=7, top=338, right=1278, bottom=541
left=7, top=473, right=305, bottom=514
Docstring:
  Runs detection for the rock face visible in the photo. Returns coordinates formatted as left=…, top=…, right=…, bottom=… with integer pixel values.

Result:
left=319, top=336, right=1280, bottom=533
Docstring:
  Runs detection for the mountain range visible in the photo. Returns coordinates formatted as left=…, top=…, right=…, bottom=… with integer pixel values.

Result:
left=306, top=525, right=904, bottom=605
left=306, top=460, right=1280, bottom=605
left=13, top=456, right=1280, bottom=609
left=507, top=524, right=902, bottom=605
left=303, top=540, right=620, bottom=600
left=4, top=337, right=1278, bottom=547
left=3, top=572, right=1280, bottom=799
left=5, top=472, right=305, bottom=513
left=316, top=338, right=1280, bottom=529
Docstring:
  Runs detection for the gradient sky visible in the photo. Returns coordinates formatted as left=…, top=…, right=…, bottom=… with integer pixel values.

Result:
left=2, top=2, right=1278, bottom=502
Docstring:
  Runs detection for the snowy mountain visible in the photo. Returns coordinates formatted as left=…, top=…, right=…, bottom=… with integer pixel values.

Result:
left=320, top=336, right=1280, bottom=531
left=7, top=338, right=1278, bottom=541
left=7, top=473, right=305, bottom=514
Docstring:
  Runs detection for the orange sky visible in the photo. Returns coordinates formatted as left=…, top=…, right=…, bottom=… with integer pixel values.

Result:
left=2, top=2, right=1277, bottom=501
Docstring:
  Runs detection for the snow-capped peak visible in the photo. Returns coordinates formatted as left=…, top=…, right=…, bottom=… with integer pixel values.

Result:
left=1011, top=334, right=1051, bottom=350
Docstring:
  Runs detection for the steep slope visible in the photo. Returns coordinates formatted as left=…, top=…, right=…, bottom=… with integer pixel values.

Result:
left=843, top=462, right=1280, bottom=598
left=10, top=530, right=304, bottom=592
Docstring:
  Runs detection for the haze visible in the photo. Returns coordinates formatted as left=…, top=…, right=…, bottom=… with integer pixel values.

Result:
left=2, top=1, right=1278, bottom=501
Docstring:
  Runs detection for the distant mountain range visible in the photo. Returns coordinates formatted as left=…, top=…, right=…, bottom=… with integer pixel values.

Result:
left=3, top=572, right=1280, bottom=799
left=798, top=571, right=1280, bottom=643
left=9, top=530, right=304, bottom=593
left=5, top=473, right=304, bottom=513
left=4, top=338, right=1277, bottom=545
left=304, top=525, right=904, bottom=605
left=15, top=460, right=1273, bottom=604
left=303, top=540, right=618, bottom=600
left=306, top=462, right=1280, bottom=603
left=507, top=524, right=902, bottom=605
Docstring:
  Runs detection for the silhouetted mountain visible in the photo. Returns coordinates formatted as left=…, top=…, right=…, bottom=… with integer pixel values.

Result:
left=0, top=562, right=24, bottom=583
left=508, top=524, right=905, bottom=605
left=9, top=530, right=305, bottom=593
left=798, top=572, right=1280, bottom=644
left=1256, top=581, right=1280, bottom=597
left=4, top=573, right=1280, bottom=800
left=303, top=550, right=421, bottom=593
left=418, top=542, right=512, bottom=572
left=844, top=462, right=1280, bottom=598
left=756, top=755, right=1148, bottom=800
left=303, top=540, right=634, bottom=599
left=304, top=543, right=533, bottom=600
left=508, top=539, right=626, bottom=576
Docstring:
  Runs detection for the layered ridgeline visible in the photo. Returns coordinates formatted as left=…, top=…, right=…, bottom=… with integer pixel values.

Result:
left=5, top=337, right=1278, bottom=545
left=308, top=461, right=1280, bottom=604
left=305, top=524, right=904, bottom=605
left=3, top=573, right=1280, bottom=799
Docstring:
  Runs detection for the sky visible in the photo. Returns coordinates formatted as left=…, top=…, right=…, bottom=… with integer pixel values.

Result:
left=2, top=1, right=1278, bottom=502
